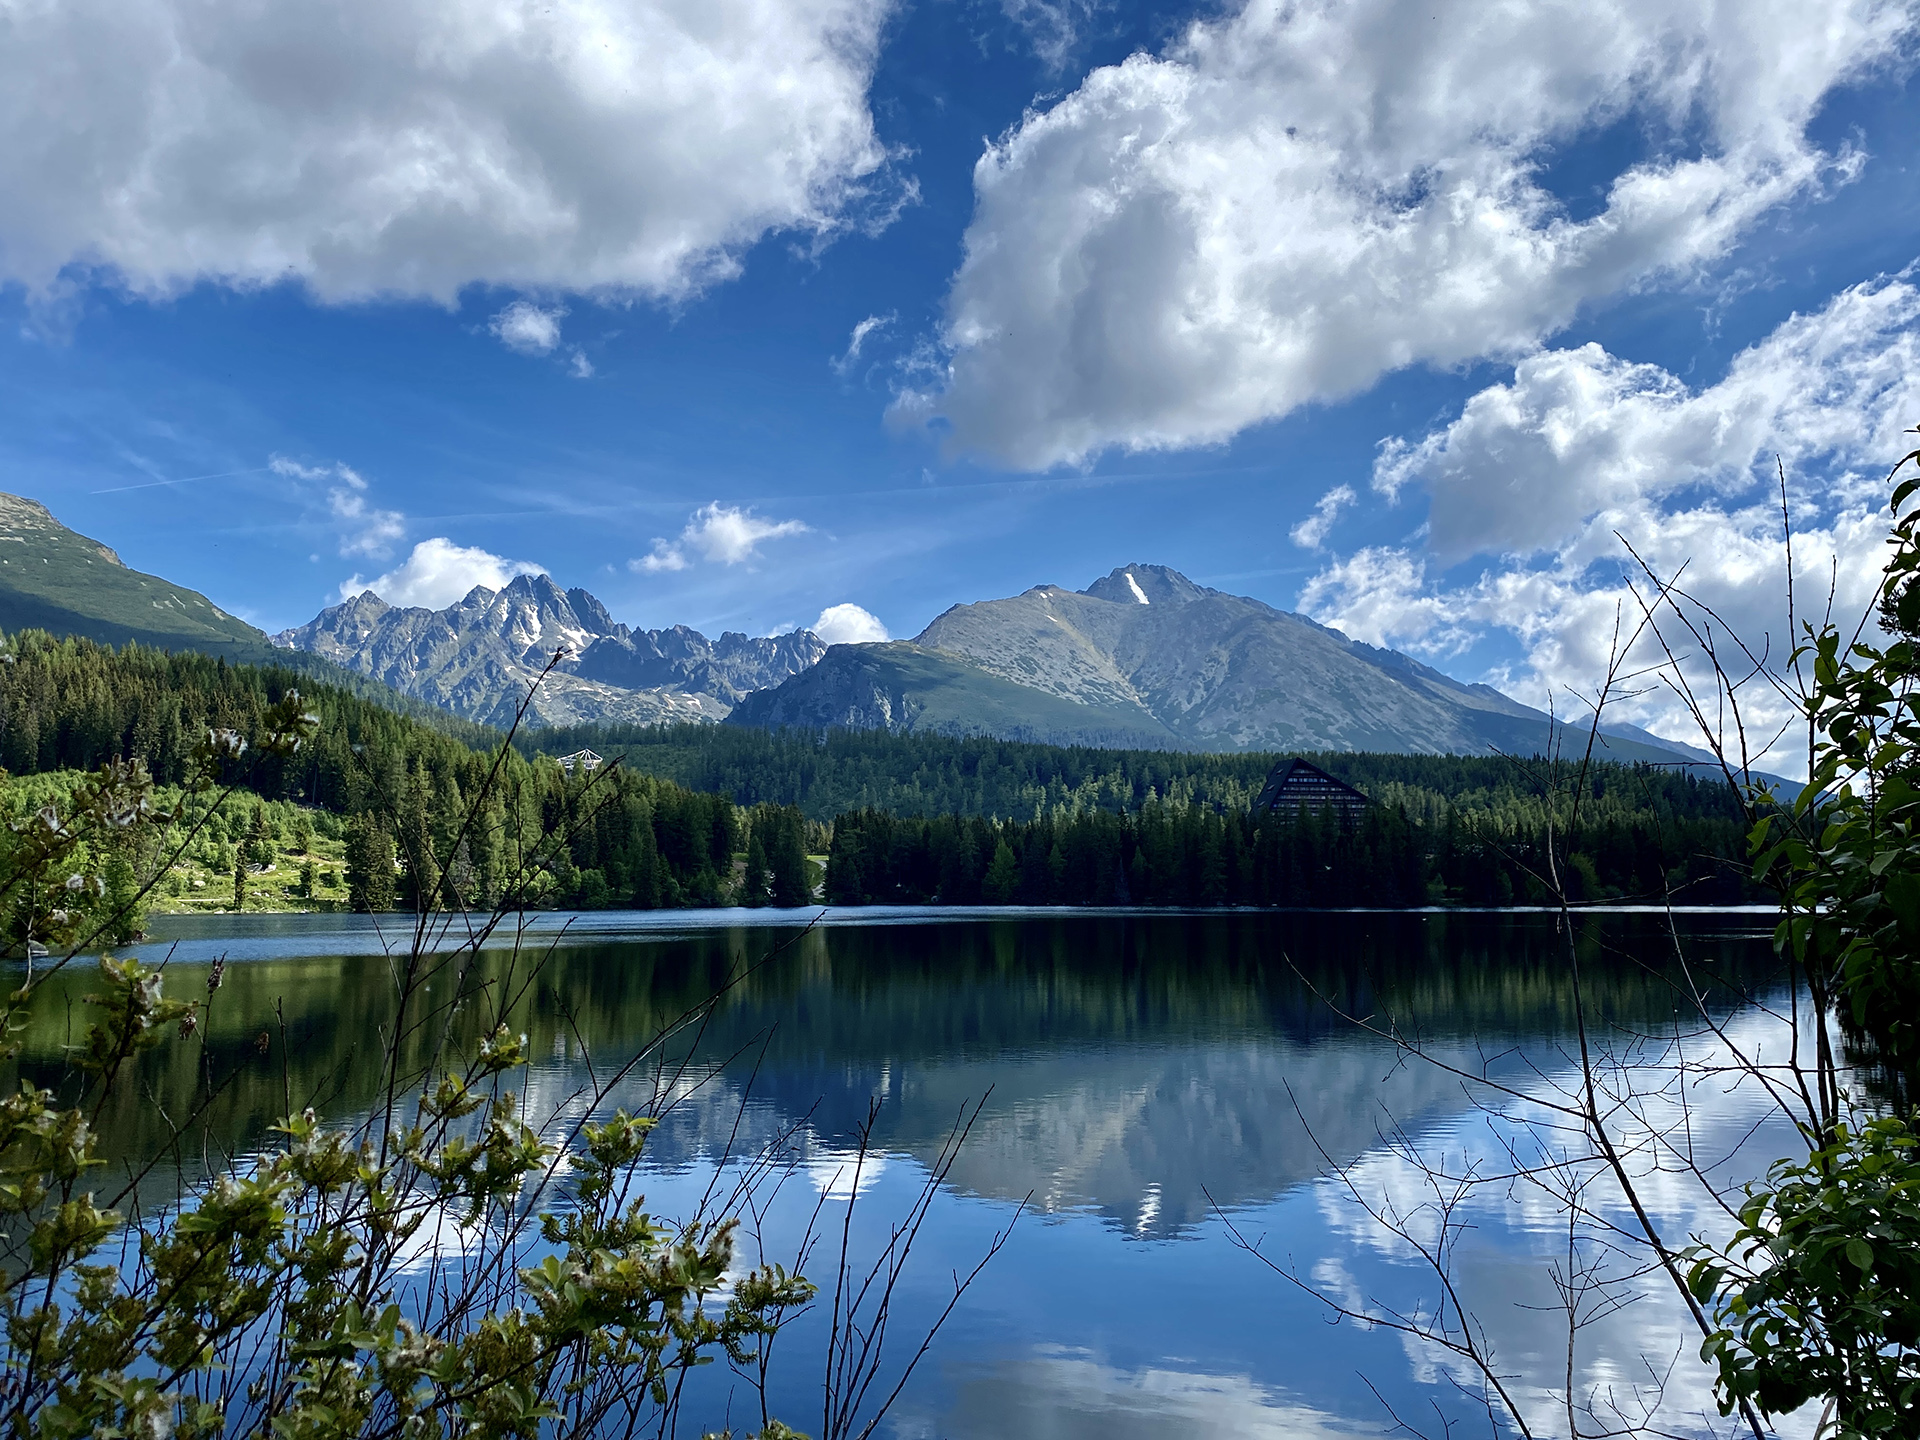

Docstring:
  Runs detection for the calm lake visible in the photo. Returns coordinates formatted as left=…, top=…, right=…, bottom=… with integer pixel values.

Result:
left=17, top=908, right=1796, bottom=1438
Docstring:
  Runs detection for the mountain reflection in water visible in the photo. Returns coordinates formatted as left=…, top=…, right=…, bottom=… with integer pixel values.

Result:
left=9, top=909, right=1786, bottom=1437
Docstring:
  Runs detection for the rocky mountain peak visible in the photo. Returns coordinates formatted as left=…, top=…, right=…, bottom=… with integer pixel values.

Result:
left=335, top=590, right=393, bottom=616
left=274, top=575, right=831, bottom=726
left=452, top=573, right=599, bottom=664
left=567, top=586, right=616, bottom=633
left=1079, top=565, right=1215, bottom=608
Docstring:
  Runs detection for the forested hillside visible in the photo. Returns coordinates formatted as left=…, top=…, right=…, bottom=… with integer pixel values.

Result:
left=521, top=721, right=1271, bottom=817
left=0, top=633, right=1763, bottom=917
left=0, top=630, right=815, bottom=918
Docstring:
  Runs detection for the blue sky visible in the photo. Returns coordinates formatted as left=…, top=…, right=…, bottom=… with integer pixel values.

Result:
left=1, top=0, right=1916, bottom=742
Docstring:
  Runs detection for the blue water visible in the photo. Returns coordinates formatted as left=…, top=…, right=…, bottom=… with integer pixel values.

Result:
left=48, top=909, right=1801, bottom=1437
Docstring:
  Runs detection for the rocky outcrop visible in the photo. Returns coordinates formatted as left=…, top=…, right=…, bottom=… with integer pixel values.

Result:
left=573, top=626, right=825, bottom=705
left=726, top=643, right=930, bottom=733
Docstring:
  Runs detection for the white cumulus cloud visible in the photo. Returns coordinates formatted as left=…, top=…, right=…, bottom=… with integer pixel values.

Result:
left=634, top=502, right=810, bottom=572
left=1298, top=272, right=1920, bottom=768
left=686, top=502, right=808, bottom=563
left=897, top=0, right=1913, bottom=469
left=343, top=538, right=546, bottom=610
left=0, top=0, right=896, bottom=304
left=1374, top=275, right=1920, bottom=564
left=811, top=602, right=888, bottom=644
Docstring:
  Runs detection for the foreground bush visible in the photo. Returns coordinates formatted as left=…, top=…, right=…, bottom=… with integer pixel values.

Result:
left=0, top=693, right=815, bottom=1437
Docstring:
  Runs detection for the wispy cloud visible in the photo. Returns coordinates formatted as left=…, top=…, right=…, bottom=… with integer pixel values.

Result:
left=833, top=311, right=895, bottom=374
left=1000, top=0, right=1106, bottom=71
left=1288, top=485, right=1355, bottom=551
left=490, top=300, right=594, bottom=378
left=271, top=454, right=405, bottom=558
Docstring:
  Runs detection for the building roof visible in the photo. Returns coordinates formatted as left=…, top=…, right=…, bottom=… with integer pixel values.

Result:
left=1253, top=757, right=1371, bottom=815
left=556, top=748, right=604, bottom=774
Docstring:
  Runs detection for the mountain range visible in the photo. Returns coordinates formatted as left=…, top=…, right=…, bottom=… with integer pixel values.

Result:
left=731, top=564, right=1712, bottom=764
left=271, top=578, right=826, bottom=729
left=0, top=491, right=1713, bottom=766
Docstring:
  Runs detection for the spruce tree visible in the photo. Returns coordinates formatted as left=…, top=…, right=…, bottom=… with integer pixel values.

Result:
left=740, top=832, right=771, bottom=907
left=1018, top=834, right=1051, bottom=903
left=345, top=812, right=397, bottom=912
left=764, top=808, right=813, bottom=906
left=100, top=851, right=143, bottom=943
left=982, top=840, right=1019, bottom=904
left=245, top=807, right=275, bottom=871
left=397, top=770, right=440, bottom=911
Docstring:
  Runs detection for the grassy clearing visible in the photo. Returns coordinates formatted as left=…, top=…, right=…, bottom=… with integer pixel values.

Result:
left=0, top=768, right=352, bottom=917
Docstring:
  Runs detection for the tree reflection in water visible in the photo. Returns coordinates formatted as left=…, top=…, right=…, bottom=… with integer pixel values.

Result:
left=7, top=909, right=1785, bottom=1437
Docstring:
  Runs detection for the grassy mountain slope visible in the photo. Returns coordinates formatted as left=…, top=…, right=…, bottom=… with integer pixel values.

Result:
left=724, top=641, right=1187, bottom=749
left=724, top=635, right=1736, bottom=769
left=0, top=493, right=275, bottom=659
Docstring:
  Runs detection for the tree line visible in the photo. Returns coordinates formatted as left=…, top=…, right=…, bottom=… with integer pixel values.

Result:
left=825, top=779, right=1758, bottom=909
left=527, top=718, right=1756, bottom=827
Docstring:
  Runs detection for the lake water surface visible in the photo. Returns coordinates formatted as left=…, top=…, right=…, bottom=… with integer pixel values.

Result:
left=15, top=908, right=1796, bottom=1438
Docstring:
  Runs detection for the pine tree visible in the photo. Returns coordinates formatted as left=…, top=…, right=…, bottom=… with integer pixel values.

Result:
left=982, top=840, right=1019, bottom=904
left=244, top=807, right=275, bottom=871
left=396, top=770, right=440, bottom=911
left=100, top=851, right=143, bottom=944
left=739, top=832, right=771, bottom=907
left=345, top=812, right=397, bottom=912
left=629, top=812, right=663, bottom=909
left=764, top=808, right=813, bottom=906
